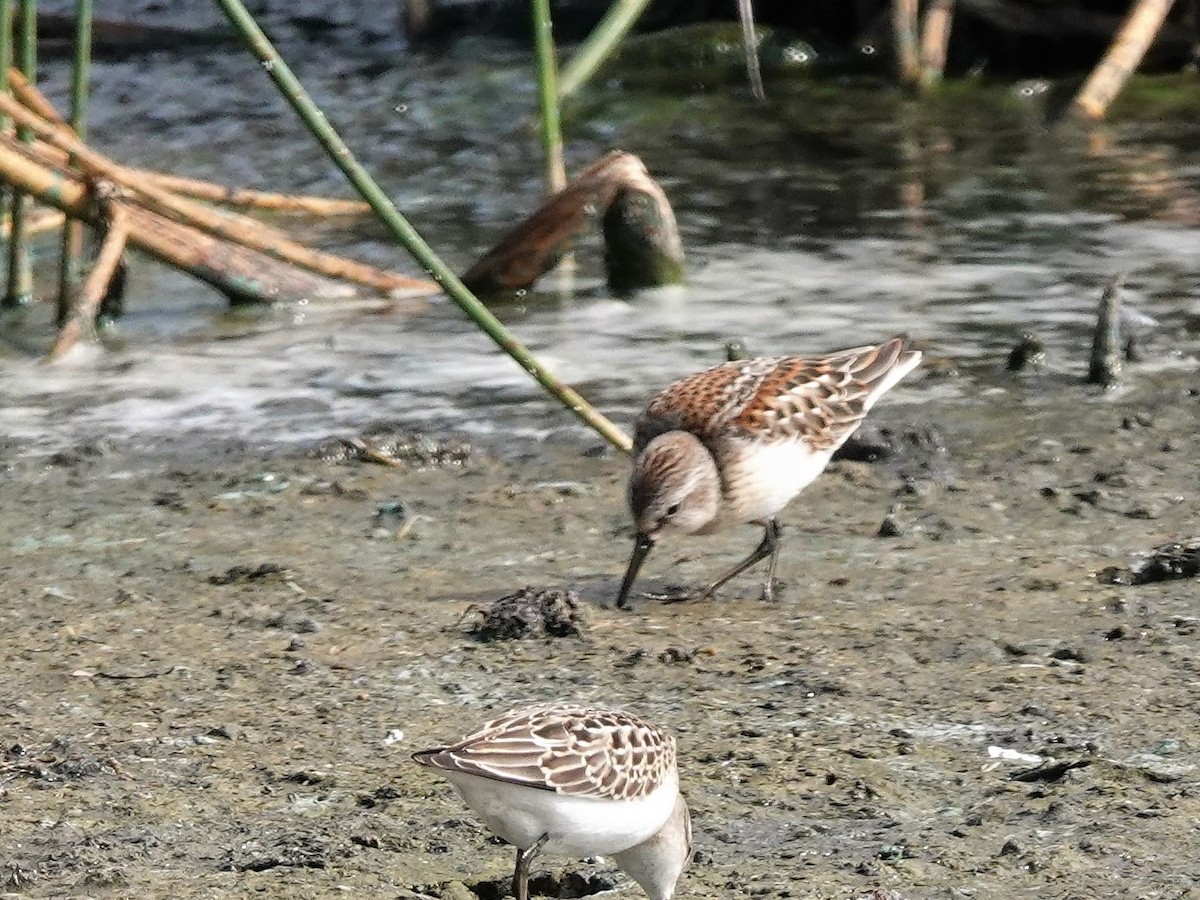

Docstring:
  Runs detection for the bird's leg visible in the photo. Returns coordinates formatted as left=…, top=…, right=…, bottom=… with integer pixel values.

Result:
left=513, top=833, right=549, bottom=900
left=699, top=519, right=783, bottom=601
left=759, top=518, right=784, bottom=601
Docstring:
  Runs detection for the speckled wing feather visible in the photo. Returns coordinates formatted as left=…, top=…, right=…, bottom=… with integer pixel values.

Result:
left=412, top=704, right=676, bottom=801
left=634, top=338, right=915, bottom=453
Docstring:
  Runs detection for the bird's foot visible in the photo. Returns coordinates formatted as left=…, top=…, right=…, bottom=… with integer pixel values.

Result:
left=759, top=578, right=785, bottom=602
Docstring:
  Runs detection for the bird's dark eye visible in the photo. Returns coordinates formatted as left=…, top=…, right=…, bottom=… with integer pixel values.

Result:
left=665, top=502, right=682, bottom=517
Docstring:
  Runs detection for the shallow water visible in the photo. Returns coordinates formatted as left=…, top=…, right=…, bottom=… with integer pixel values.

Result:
left=2, top=38, right=1200, bottom=453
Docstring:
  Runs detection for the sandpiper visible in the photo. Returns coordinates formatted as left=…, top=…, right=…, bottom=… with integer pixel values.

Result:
left=412, top=703, right=692, bottom=900
left=616, top=336, right=921, bottom=608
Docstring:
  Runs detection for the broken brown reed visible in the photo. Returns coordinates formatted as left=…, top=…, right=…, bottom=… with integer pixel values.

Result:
left=9, top=68, right=374, bottom=216
left=0, top=206, right=62, bottom=238
left=0, top=132, right=366, bottom=305
left=121, top=169, right=373, bottom=215
left=462, top=150, right=683, bottom=295
left=0, top=89, right=435, bottom=296
left=45, top=197, right=128, bottom=362
left=1073, top=0, right=1177, bottom=119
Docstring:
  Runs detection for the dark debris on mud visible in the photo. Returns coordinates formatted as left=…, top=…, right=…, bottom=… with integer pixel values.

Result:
left=227, top=830, right=346, bottom=872
left=460, top=587, right=586, bottom=641
left=467, top=870, right=620, bottom=900
left=1098, top=538, right=1200, bottom=585
left=309, top=427, right=474, bottom=469
left=1, top=740, right=120, bottom=785
left=208, top=562, right=292, bottom=585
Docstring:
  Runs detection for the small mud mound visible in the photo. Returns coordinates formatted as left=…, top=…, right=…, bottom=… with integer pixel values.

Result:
left=461, top=588, right=586, bottom=641
left=834, top=421, right=953, bottom=485
left=1098, top=538, right=1200, bottom=585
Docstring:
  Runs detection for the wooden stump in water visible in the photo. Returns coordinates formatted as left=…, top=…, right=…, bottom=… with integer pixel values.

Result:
left=602, top=184, right=685, bottom=293
left=461, top=150, right=685, bottom=296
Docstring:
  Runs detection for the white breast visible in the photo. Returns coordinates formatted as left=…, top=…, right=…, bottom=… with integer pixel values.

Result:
left=444, top=769, right=680, bottom=857
left=715, top=437, right=834, bottom=527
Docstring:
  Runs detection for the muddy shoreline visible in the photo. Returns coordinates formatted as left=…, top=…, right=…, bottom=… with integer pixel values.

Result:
left=2, top=365, right=1199, bottom=899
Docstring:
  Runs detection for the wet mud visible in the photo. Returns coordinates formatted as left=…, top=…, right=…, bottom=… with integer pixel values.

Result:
left=2, top=367, right=1199, bottom=900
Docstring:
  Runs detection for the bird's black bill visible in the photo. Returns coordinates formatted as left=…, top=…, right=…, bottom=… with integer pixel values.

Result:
left=616, top=533, right=654, bottom=609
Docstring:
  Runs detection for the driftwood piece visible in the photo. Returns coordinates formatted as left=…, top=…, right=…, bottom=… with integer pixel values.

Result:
left=45, top=199, right=130, bottom=362
left=1073, top=0, right=1178, bottom=119
left=461, top=150, right=683, bottom=295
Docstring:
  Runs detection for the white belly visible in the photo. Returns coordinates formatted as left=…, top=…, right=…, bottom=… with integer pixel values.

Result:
left=444, top=770, right=679, bottom=856
left=716, top=438, right=834, bottom=526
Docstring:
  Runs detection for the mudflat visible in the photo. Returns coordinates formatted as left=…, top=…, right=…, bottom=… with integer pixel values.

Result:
left=2, top=368, right=1198, bottom=899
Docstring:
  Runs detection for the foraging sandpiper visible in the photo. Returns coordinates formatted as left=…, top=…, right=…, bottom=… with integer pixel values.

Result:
left=413, top=703, right=692, bottom=900
left=616, top=336, right=922, bottom=608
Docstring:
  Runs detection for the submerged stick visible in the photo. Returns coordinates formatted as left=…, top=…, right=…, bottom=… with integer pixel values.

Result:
left=531, top=0, right=566, bottom=193
left=0, top=91, right=436, bottom=296
left=892, top=0, right=921, bottom=87
left=56, top=0, right=94, bottom=326
left=558, top=0, right=653, bottom=101
left=1073, top=0, right=1177, bottom=119
left=919, top=0, right=955, bottom=90
left=736, top=0, right=766, bottom=102
left=46, top=199, right=127, bottom=362
left=1088, top=273, right=1125, bottom=386
left=213, top=0, right=633, bottom=453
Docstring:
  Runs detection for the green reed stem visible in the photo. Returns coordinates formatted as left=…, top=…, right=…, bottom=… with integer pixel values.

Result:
left=56, top=0, right=92, bottom=325
left=212, top=0, right=633, bottom=453
left=531, top=0, right=565, bottom=192
left=3, top=0, right=35, bottom=309
left=0, top=0, right=11, bottom=129
left=557, top=0, right=652, bottom=100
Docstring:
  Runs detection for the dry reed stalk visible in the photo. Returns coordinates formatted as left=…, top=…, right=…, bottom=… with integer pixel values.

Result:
left=0, top=87, right=434, bottom=296
left=123, top=169, right=372, bottom=215
left=0, top=205, right=63, bottom=237
left=11, top=69, right=365, bottom=215
left=0, top=133, right=378, bottom=305
left=45, top=201, right=129, bottom=362
left=919, top=0, right=956, bottom=89
left=1074, top=0, right=1178, bottom=119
